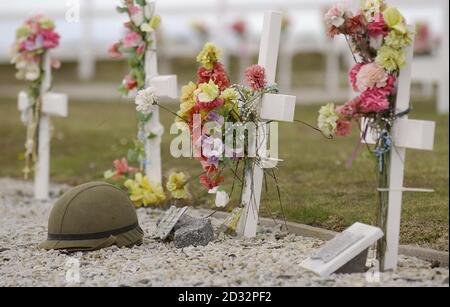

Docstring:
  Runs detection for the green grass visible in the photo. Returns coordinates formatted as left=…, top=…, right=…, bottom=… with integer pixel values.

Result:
left=0, top=96, right=448, bottom=251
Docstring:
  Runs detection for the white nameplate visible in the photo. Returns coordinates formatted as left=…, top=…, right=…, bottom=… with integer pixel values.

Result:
left=155, top=206, right=188, bottom=240
left=301, top=223, right=383, bottom=277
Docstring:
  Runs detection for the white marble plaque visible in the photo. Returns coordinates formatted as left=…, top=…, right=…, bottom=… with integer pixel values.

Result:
left=301, top=223, right=383, bottom=277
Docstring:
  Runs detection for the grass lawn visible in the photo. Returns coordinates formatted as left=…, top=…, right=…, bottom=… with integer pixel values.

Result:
left=0, top=95, right=448, bottom=251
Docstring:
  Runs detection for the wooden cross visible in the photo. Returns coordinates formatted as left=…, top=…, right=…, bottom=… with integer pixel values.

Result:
left=236, top=11, right=297, bottom=238
left=363, top=26, right=436, bottom=271
left=18, top=53, right=68, bottom=200
left=141, top=0, right=177, bottom=185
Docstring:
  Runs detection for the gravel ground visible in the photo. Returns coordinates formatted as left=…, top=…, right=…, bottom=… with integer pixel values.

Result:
left=0, top=178, right=448, bottom=287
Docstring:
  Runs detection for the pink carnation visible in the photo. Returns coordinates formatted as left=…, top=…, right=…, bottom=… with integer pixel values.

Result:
left=359, top=89, right=390, bottom=113
left=378, top=74, right=397, bottom=96
left=136, top=42, right=146, bottom=55
left=337, top=96, right=362, bottom=118
left=355, top=62, right=389, bottom=92
left=108, top=42, right=122, bottom=58
left=336, top=119, right=352, bottom=137
left=349, top=63, right=363, bottom=92
left=41, top=29, right=60, bottom=49
left=367, top=14, right=389, bottom=37
left=245, top=64, right=267, bottom=91
left=123, top=32, right=142, bottom=48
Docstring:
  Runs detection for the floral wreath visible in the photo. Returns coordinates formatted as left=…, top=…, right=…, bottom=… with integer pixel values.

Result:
left=11, top=14, right=61, bottom=178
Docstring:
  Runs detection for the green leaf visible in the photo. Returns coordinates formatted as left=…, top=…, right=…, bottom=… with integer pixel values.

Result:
left=127, top=149, right=139, bottom=163
left=116, top=6, right=129, bottom=13
left=135, top=0, right=146, bottom=6
left=147, top=132, right=157, bottom=140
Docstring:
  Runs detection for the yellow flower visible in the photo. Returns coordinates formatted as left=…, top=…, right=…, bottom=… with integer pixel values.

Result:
left=384, top=7, right=407, bottom=34
left=318, top=103, right=339, bottom=137
left=385, top=29, right=413, bottom=49
left=149, top=15, right=161, bottom=29
left=196, top=42, right=222, bottom=70
left=141, top=15, right=162, bottom=32
left=376, top=46, right=406, bottom=72
left=362, top=0, right=387, bottom=22
left=180, top=82, right=197, bottom=105
left=196, top=80, right=220, bottom=103
left=124, top=173, right=166, bottom=208
left=220, top=88, right=240, bottom=120
left=220, top=88, right=238, bottom=105
left=166, top=172, right=190, bottom=199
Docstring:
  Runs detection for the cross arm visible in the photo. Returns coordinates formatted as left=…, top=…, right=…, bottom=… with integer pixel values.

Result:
left=361, top=118, right=435, bottom=151
left=18, top=91, right=68, bottom=118
left=148, top=75, right=178, bottom=99
left=261, top=93, right=296, bottom=122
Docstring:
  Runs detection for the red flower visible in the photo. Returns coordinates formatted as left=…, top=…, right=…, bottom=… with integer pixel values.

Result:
left=114, top=158, right=137, bottom=177
left=359, top=89, right=390, bottom=113
left=367, top=14, right=389, bottom=37
left=245, top=64, right=267, bottom=91
left=196, top=98, right=224, bottom=111
left=108, top=42, right=123, bottom=58
left=345, top=14, right=365, bottom=35
left=336, top=119, right=352, bottom=137
left=41, top=29, right=60, bottom=49
left=199, top=175, right=224, bottom=190
left=231, top=20, right=246, bottom=37
left=337, top=96, right=362, bottom=118
left=197, top=63, right=230, bottom=91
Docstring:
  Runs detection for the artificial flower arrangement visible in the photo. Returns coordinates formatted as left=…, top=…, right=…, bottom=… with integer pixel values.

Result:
left=11, top=14, right=61, bottom=178
left=317, top=0, right=413, bottom=263
left=106, top=0, right=192, bottom=208
left=172, top=42, right=282, bottom=227
left=109, top=0, right=161, bottom=98
left=104, top=156, right=191, bottom=208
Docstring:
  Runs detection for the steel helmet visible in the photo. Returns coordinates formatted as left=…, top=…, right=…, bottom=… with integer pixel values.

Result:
left=40, top=182, right=144, bottom=251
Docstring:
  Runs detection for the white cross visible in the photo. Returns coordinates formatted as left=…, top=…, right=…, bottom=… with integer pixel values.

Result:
left=137, top=0, right=178, bottom=185
left=17, top=53, right=68, bottom=200
left=236, top=11, right=297, bottom=238
left=363, top=26, right=436, bottom=271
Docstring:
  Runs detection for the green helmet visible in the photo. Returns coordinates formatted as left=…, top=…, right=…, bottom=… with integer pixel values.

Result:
left=40, top=182, right=144, bottom=252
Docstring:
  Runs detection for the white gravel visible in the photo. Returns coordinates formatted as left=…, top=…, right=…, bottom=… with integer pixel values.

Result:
left=0, top=178, right=448, bottom=287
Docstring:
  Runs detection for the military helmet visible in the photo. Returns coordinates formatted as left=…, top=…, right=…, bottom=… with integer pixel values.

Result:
left=40, top=182, right=144, bottom=251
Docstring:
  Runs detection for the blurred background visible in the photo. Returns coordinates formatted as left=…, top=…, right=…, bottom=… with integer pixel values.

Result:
left=0, top=0, right=448, bottom=111
left=0, top=0, right=448, bottom=250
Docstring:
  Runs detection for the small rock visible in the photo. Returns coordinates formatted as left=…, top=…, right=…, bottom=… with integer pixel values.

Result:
left=0, top=248, right=9, bottom=253
left=173, top=216, right=214, bottom=249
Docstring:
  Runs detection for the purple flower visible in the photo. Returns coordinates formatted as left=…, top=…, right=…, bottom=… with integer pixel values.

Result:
left=206, top=112, right=224, bottom=126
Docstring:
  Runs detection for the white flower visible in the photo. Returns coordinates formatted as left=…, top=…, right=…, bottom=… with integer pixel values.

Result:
left=24, top=62, right=41, bottom=81
left=215, top=191, right=230, bottom=208
left=318, top=103, right=339, bottom=137
left=135, top=86, right=158, bottom=115
left=130, top=7, right=145, bottom=26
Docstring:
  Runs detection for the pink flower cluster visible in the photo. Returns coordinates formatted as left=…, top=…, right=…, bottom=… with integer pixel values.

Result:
left=348, top=62, right=396, bottom=114
left=245, top=65, right=267, bottom=92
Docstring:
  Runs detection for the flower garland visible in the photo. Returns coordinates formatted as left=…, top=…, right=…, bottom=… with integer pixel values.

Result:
left=174, top=42, right=279, bottom=213
left=11, top=15, right=61, bottom=178
left=106, top=0, right=177, bottom=208
left=318, top=0, right=414, bottom=267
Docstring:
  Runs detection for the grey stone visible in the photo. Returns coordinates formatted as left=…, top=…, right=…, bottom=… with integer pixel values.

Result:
left=173, top=215, right=214, bottom=249
left=335, top=249, right=369, bottom=275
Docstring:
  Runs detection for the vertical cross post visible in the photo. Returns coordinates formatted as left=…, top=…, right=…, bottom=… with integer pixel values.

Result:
left=143, top=1, right=177, bottom=185
left=363, top=27, right=436, bottom=271
left=438, top=0, right=449, bottom=114
left=18, top=53, right=68, bottom=200
left=237, top=11, right=296, bottom=238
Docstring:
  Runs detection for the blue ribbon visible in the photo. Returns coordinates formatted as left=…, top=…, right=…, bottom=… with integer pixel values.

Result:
left=374, top=130, right=393, bottom=173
